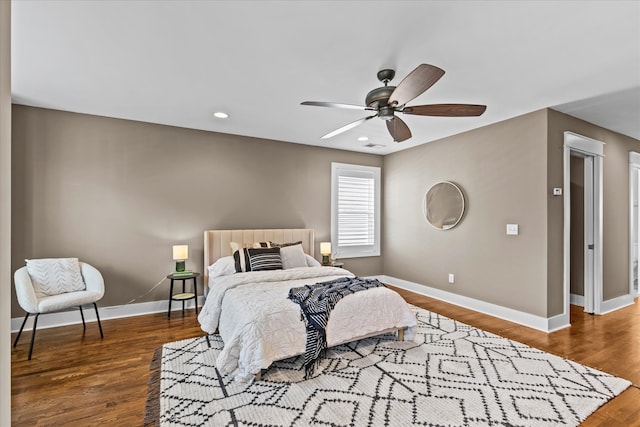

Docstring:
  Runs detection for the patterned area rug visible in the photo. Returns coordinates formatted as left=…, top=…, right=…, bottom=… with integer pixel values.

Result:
left=145, top=307, right=630, bottom=426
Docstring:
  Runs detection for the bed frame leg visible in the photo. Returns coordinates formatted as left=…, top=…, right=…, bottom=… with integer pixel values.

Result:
left=397, top=328, right=405, bottom=341
left=255, top=370, right=262, bottom=381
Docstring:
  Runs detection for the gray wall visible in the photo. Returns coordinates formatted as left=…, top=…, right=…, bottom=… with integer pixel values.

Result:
left=383, top=110, right=550, bottom=317
left=383, top=107, right=639, bottom=319
left=11, top=105, right=383, bottom=317
left=11, top=104, right=639, bottom=321
left=547, top=109, right=640, bottom=313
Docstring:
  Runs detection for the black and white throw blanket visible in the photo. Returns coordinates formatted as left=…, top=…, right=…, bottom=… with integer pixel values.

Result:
left=288, top=276, right=383, bottom=378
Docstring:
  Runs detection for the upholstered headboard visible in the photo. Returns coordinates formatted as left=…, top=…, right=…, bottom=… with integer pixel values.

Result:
left=203, top=228, right=315, bottom=282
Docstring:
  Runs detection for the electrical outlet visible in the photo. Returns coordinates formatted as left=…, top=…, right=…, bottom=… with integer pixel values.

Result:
left=448, top=273, right=455, bottom=284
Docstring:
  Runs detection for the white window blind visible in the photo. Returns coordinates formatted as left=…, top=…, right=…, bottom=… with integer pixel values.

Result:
left=331, top=163, right=381, bottom=259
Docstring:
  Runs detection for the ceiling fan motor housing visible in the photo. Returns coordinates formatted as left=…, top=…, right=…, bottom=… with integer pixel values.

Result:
left=365, top=86, right=396, bottom=109
left=378, top=106, right=395, bottom=121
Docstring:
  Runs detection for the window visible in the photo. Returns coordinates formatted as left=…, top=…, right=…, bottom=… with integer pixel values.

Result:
left=331, top=162, right=381, bottom=259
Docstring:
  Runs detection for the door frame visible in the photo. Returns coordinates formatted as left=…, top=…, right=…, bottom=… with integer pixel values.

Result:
left=629, top=151, right=640, bottom=297
left=583, top=154, right=596, bottom=312
left=563, top=131, right=604, bottom=318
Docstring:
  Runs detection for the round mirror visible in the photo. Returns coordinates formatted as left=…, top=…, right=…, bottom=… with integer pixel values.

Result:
left=424, top=181, right=465, bottom=230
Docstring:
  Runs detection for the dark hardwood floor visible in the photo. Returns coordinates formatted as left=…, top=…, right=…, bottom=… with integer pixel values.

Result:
left=11, top=291, right=640, bottom=426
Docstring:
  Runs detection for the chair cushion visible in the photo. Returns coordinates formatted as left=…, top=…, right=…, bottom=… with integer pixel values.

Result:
left=26, top=258, right=86, bottom=298
left=37, top=290, right=102, bottom=313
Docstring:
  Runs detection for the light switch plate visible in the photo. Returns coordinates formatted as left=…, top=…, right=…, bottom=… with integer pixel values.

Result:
left=553, top=188, right=563, bottom=196
left=506, top=224, right=519, bottom=235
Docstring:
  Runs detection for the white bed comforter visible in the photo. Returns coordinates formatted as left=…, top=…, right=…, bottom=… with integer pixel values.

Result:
left=198, top=267, right=417, bottom=381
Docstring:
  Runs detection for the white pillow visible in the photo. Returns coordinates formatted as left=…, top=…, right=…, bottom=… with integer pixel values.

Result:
left=305, top=254, right=321, bottom=267
left=280, top=243, right=308, bottom=269
left=208, top=256, right=236, bottom=278
left=25, top=258, right=86, bottom=298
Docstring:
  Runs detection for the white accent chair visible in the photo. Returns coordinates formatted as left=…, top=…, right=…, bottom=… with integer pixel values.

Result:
left=13, top=261, right=105, bottom=360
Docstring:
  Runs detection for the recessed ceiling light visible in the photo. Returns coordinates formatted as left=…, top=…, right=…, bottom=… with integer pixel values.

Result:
left=357, top=136, right=369, bottom=141
left=213, top=112, right=229, bottom=119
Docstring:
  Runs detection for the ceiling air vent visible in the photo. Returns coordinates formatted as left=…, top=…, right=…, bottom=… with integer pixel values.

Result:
left=364, top=143, right=385, bottom=149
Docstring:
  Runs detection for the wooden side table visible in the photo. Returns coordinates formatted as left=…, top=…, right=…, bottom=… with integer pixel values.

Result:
left=167, top=272, right=200, bottom=319
left=323, top=262, right=344, bottom=268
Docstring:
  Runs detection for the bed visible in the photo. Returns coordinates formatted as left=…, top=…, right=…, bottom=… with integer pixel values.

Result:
left=198, top=228, right=417, bottom=382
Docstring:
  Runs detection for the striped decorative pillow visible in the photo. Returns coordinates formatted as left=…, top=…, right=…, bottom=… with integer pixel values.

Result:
left=247, top=247, right=282, bottom=271
left=233, top=247, right=283, bottom=272
left=233, top=248, right=251, bottom=272
left=231, top=242, right=272, bottom=273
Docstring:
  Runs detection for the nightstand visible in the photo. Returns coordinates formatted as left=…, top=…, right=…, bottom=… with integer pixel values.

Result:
left=325, top=262, right=344, bottom=268
left=167, top=272, right=199, bottom=318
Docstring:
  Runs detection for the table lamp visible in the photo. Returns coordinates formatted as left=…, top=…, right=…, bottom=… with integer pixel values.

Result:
left=320, top=242, right=332, bottom=265
left=172, top=245, right=188, bottom=273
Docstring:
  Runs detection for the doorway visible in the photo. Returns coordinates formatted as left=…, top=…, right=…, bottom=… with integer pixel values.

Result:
left=563, top=132, right=604, bottom=319
left=569, top=154, right=597, bottom=313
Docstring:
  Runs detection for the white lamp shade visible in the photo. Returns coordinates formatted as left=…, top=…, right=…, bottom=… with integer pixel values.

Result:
left=172, top=245, right=188, bottom=260
left=320, top=242, right=332, bottom=255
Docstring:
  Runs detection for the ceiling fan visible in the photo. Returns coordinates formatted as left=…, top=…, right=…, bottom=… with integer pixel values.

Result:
left=301, top=64, right=486, bottom=143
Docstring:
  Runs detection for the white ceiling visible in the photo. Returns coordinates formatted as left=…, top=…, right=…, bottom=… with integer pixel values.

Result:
left=11, top=1, right=640, bottom=155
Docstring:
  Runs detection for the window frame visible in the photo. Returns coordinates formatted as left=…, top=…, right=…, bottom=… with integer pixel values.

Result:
left=330, top=162, right=381, bottom=259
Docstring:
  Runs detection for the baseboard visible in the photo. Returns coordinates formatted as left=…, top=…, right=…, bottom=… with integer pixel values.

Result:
left=546, top=312, right=570, bottom=333
left=570, top=293, right=585, bottom=307
left=371, top=275, right=570, bottom=333
left=11, top=297, right=204, bottom=333
left=569, top=292, right=634, bottom=314
left=600, top=293, right=635, bottom=315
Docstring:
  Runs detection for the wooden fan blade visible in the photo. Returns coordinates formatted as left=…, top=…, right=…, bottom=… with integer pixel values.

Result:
left=321, top=115, right=377, bottom=139
left=402, top=104, right=487, bottom=117
left=301, top=101, right=372, bottom=111
left=388, top=64, right=445, bottom=107
left=386, top=116, right=412, bottom=142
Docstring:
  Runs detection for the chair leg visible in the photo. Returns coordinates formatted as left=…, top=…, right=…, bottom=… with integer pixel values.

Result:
left=28, top=314, right=40, bottom=361
left=79, top=306, right=86, bottom=330
left=13, top=313, right=30, bottom=347
left=93, top=303, right=104, bottom=339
